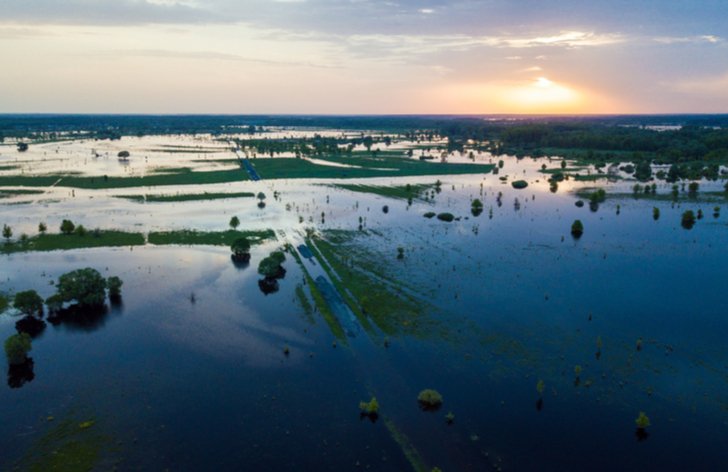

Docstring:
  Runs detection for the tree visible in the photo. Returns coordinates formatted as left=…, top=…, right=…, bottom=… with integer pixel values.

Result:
left=75, top=224, right=87, bottom=237
left=231, top=237, right=251, bottom=263
left=55, top=268, right=107, bottom=306
left=688, top=181, right=699, bottom=197
left=4, top=333, right=32, bottom=365
left=16, top=142, right=28, bottom=152
left=60, top=219, right=75, bottom=235
left=681, top=210, right=696, bottom=229
left=38, top=222, right=47, bottom=234
left=571, top=220, right=584, bottom=238
left=229, top=216, right=240, bottom=230
left=13, top=290, right=44, bottom=317
left=634, top=160, right=652, bottom=181
left=117, top=150, right=130, bottom=159
left=2, top=224, right=12, bottom=242
left=107, top=276, right=123, bottom=298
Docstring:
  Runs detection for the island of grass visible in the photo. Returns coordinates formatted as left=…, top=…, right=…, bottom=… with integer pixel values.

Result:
left=0, top=189, right=45, bottom=199
left=147, top=229, right=275, bottom=246
left=117, top=191, right=255, bottom=203
left=1, top=229, right=275, bottom=254
left=330, top=183, right=436, bottom=201
left=1, top=231, right=145, bottom=254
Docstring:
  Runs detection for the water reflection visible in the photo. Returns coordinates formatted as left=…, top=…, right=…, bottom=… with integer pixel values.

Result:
left=48, top=304, right=112, bottom=332
left=7, top=357, right=34, bottom=389
left=15, top=316, right=46, bottom=338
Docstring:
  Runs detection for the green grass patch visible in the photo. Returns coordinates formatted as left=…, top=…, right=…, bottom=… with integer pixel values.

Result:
left=147, top=229, right=274, bottom=246
left=0, top=188, right=44, bottom=199
left=250, top=156, right=493, bottom=179
left=310, top=236, right=433, bottom=337
left=0, top=168, right=248, bottom=189
left=331, top=183, right=436, bottom=201
left=0, top=165, right=20, bottom=171
left=1, top=231, right=145, bottom=254
left=117, top=191, right=255, bottom=203
left=295, top=284, right=315, bottom=325
left=289, top=246, right=346, bottom=341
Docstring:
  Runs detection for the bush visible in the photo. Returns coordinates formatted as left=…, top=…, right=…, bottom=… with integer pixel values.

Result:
left=511, top=180, right=529, bottom=189
left=571, top=220, right=584, bottom=238
left=107, top=276, right=123, bottom=297
left=60, top=219, right=75, bottom=235
left=55, top=268, right=108, bottom=306
left=417, top=389, right=443, bottom=411
left=436, top=213, right=454, bottom=222
left=117, top=151, right=130, bottom=158
left=13, top=290, right=44, bottom=317
left=359, top=397, right=379, bottom=417
left=231, top=237, right=251, bottom=257
left=652, top=207, right=660, bottom=221
left=681, top=210, right=696, bottom=229
left=4, top=333, right=32, bottom=365
left=229, top=216, right=240, bottom=230
left=423, top=212, right=436, bottom=219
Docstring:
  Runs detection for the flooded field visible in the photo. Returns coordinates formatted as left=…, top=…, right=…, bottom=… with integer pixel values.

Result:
left=1, top=129, right=727, bottom=471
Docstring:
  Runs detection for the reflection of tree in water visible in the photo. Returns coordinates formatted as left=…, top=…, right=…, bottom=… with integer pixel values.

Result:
left=48, top=304, right=111, bottom=333
left=7, top=357, right=34, bottom=389
left=15, top=316, right=47, bottom=338
left=231, top=256, right=250, bottom=270
left=258, top=277, right=280, bottom=295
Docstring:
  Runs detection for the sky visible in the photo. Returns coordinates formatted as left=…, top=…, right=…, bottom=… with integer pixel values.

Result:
left=1, top=0, right=727, bottom=114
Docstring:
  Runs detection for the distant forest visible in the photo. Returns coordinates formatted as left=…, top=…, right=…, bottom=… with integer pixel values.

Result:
left=2, top=114, right=728, bottom=168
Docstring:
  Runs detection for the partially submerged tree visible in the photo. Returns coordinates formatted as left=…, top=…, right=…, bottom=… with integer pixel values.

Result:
left=229, top=216, right=240, bottom=230
left=417, top=389, right=443, bottom=411
left=231, top=237, right=251, bottom=263
left=2, top=224, right=12, bottom=242
left=107, top=276, right=123, bottom=298
left=13, top=290, right=44, bottom=317
left=571, top=220, right=584, bottom=239
left=681, top=210, right=696, bottom=230
left=55, top=268, right=108, bottom=307
left=4, top=333, right=32, bottom=366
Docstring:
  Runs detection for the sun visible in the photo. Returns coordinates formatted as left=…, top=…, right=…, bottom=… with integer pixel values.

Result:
left=504, top=77, right=581, bottom=112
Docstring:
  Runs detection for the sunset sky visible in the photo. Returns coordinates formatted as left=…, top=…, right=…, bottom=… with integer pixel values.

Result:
left=1, top=0, right=727, bottom=114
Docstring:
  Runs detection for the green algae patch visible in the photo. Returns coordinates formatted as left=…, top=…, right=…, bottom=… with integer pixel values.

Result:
left=148, top=229, right=274, bottom=246
left=18, top=417, right=112, bottom=472
left=384, top=418, right=429, bottom=472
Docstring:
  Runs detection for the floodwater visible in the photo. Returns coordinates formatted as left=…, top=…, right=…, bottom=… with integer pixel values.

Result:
left=1, top=134, right=727, bottom=471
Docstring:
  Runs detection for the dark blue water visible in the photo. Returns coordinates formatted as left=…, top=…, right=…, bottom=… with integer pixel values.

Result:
left=1, top=191, right=727, bottom=471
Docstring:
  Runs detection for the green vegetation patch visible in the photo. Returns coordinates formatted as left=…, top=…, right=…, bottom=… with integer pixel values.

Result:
left=309, top=236, right=434, bottom=337
left=0, top=168, right=248, bottom=189
left=251, top=157, right=493, bottom=180
left=331, top=183, right=436, bottom=201
left=1, top=231, right=145, bottom=254
left=0, top=293, right=8, bottom=313
left=17, top=416, right=112, bottom=472
left=117, top=191, right=255, bottom=203
left=0, top=189, right=44, bottom=199
left=148, top=229, right=275, bottom=246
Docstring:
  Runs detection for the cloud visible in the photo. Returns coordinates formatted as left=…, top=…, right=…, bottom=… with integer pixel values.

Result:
left=671, top=72, right=728, bottom=96
left=653, top=35, right=723, bottom=44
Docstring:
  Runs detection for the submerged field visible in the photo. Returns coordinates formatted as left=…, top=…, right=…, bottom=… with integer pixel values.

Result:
left=1, top=126, right=727, bottom=471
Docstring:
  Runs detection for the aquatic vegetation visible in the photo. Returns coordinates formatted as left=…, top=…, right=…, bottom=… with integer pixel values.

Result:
left=54, top=268, right=108, bottom=307
left=445, top=411, right=455, bottom=424
left=0, top=293, right=8, bottom=313
left=423, top=212, right=436, bottom=219
left=283, top=345, right=290, bottom=356
left=575, top=200, right=584, bottom=208
left=13, top=290, right=44, bottom=316
left=4, top=333, right=32, bottom=365
left=397, top=247, right=405, bottom=260
left=359, top=397, right=380, bottom=418
left=511, top=180, right=528, bottom=189
left=681, top=210, right=696, bottom=229
left=0, top=230, right=145, bottom=254
left=38, top=222, right=47, bottom=234
left=229, top=216, right=240, bottom=230
left=714, top=206, right=721, bottom=218
left=653, top=207, right=660, bottom=221
left=636, top=338, right=643, bottom=351
left=417, top=389, right=443, bottom=411
left=471, top=198, right=484, bottom=216
left=536, top=379, right=545, bottom=396
left=148, top=229, right=274, bottom=247
left=571, top=220, right=584, bottom=239
left=437, top=212, right=455, bottom=222
left=688, top=181, right=699, bottom=197
left=635, top=412, right=650, bottom=429
left=382, top=205, right=389, bottom=214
